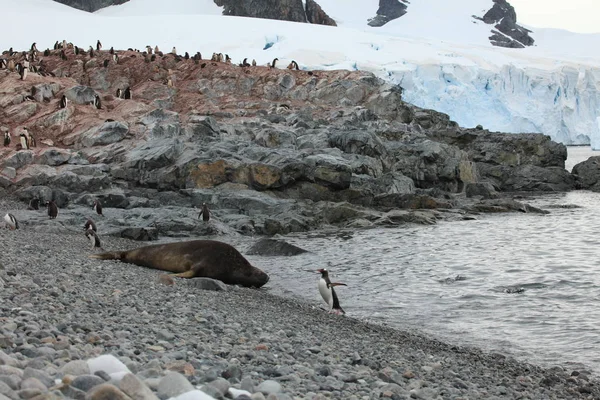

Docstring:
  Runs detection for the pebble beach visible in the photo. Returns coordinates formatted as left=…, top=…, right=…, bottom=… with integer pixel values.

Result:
left=1, top=198, right=599, bottom=400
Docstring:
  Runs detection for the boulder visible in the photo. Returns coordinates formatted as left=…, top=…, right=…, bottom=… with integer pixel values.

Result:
left=64, top=85, right=98, bottom=105
left=246, top=238, right=309, bottom=256
left=572, top=156, right=600, bottom=191
left=31, top=83, right=61, bottom=103
left=80, top=121, right=129, bottom=147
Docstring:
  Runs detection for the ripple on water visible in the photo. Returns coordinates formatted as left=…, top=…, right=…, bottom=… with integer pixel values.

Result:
left=251, top=189, right=600, bottom=374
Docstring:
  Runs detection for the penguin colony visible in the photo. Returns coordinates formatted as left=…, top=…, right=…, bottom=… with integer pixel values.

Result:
left=0, top=41, right=342, bottom=312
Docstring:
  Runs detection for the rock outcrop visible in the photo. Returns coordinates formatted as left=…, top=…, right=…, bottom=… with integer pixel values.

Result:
left=53, top=0, right=128, bottom=12
left=368, top=0, right=408, bottom=27
left=214, top=0, right=336, bottom=26
left=0, top=44, right=573, bottom=238
left=480, top=0, right=534, bottom=48
left=305, top=0, right=337, bottom=26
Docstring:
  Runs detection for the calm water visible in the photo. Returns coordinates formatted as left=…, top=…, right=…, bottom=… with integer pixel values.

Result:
left=248, top=146, right=600, bottom=373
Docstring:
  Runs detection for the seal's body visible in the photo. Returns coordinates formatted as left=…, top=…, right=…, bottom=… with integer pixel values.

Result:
left=90, top=239, right=270, bottom=288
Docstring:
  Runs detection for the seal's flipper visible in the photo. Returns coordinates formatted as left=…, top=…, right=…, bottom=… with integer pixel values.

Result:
left=169, top=270, right=196, bottom=279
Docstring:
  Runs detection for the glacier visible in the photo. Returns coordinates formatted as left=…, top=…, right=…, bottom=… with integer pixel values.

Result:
left=1, top=0, right=600, bottom=147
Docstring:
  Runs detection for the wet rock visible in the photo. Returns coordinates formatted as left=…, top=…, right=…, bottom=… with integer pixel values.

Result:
left=246, top=238, right=309, bottom=256
left=119, top=227, right=159, bottom=241
left=187, top=278, right=228, bottom=291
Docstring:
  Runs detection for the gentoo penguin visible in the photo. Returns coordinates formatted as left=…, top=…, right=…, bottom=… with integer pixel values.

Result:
left=19, top=133, right=29, bottom=150
left=60, top=50, right=67, bottom=60
left=287, top=60, right=299, bottom=70
left=3, top=131, right=10, bottom=147
left=123, top=87, right=132, bottom=100
left=75, top=46, right=80, bottom=55
left=225, top=54, right=231, bottom=63
left=96, top=40, right=102, bottom=51
left=93, top=199, right=103, bottom=216
left=198, top=202, right=210, bottom=222
left=60, top=94, right=68, bottom=109
left=317, top=268, right=347, bottom=315
left=94, top=94, right=102, bottom=109
left=19, top=64, right=28, bottom=80
left=27, top=198, right=40, bottom=210
left=85, top=228, right=102, bottom=250
left=154, top=45, right=160, bottom=54
left=3, top=213, right=18, bottom=230
left=171, top=46, right=177, bottom=55
left=269, top=58, right=279, bottom=69
left=84, top=218, right=97, bottom=232
left=184, top=52, right=189, bottom=59
left=145, top=45, right=153, bottom=54
left=116, top=88, right=122, bottom=98
left=30, top=42, right=38, bottom=52
left=252, top=59, right=257, bottom=67
left=27, top=134, right=36, bottom=149
left=47, top=200, right=58, bottom=219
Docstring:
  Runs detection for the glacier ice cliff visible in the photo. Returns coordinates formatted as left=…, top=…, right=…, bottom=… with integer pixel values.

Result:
left=385, top=63, right=600, bottom=148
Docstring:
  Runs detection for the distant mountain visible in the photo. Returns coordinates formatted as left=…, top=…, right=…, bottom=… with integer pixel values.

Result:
left=54, top=0, right=532, bottom=48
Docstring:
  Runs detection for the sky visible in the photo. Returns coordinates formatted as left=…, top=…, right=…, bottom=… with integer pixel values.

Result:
left=510, top=0, right=600, bottom=34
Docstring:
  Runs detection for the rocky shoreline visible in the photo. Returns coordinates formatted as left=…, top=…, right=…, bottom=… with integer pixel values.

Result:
left=2, top=44, right=600, bottom=399
left=1, top=197, right=599, bottom=400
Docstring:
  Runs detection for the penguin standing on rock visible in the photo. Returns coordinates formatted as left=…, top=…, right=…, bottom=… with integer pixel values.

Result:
left=47, top=200, right=58, bottom=219
left=3, top=213, right=19, bottom=230
left=3, top=131, right=10, bottom=147
left=317, top=268, right=347, bottom=315
left=19, top=133, right=29, bottom=150
left=94, top=94, right=102, bottom=109
left=85, top=228, right=102, bottom=250
left=84, top=218, right=97, bottom=232
left=96, top=40, right=102, bottom=51
left=123, top=87, right=132, bottom=100
left=93, top=199, right=103, bottom=216
left=60, top=94, right=68, bottom=109
left=198, top=202, right=210, bottom=222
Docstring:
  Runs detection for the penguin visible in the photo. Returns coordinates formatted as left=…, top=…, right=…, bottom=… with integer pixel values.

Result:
left=0, top=58, right=6, bottom=69
left=225, top=54, right=231, bottom=63
left=184, top=52, right=189, bottom=60
left=269, top=58, right=279, bottom=69
left=3, top=131, right=10, bottom=147
left=47, top=200, right=58, bottom=219
left=84, top=218, right=97, bottom=232
left=211, top=53, right=217, bottom=62
left=171, top=46, right=177, bottom=55
left=28, top=134, right=36, bottom=149
left=30, top=42, right=38, bottom=52
left=27, top=198, right=40, bottom=210
left=123, top=87, right=132, bottom=100
left=154, top=45, right=160, bottom=54
left=194, top=52, right=201, bottom=61
left=113, top=54, right=118, bottom=63
left=96, top=40, right=102, bottom=51
left=116, top=88, right=122, bottom=98
left=240, top=58, right=250, bottom=67
left=60, top=50, right=67, bottom=61
left=3, top=213, right=18, bottom=230
left=59, top=94, right=68, bottom=109
left=54, top=41, right=59, bottom=50
left=94, top=94, right=102, bottom=109
left=252, top=59, right=257, bottom=67
left=19, top=133, right=29, bottom=150
left=85, top=228, right=102, bottom=250
left=103, top=59, right=109, bottom=68
left=145, top=45, right=152, bottom=54
left=287, top=60, right=299, bottom=70
left=19, top=64, right=28, bottom=80
left=110, top=47, right=114, bottom=55
left=167, top=77, right=173, bottom=87
left=198, top=202, right=210, bottom=222
left=317, top=268, right=347, bottom=315
left=93, top=199, right=103, bottom=216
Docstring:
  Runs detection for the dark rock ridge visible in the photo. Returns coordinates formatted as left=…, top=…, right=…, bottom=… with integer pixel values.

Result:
left=53, top=0, right=128, bottom=13
left=0, top=44, right=574, bottom=238
left=214, top=0, right=336, bottom=26
left=368, top=0, right=408, bottom=28
left=480, top=0, right=534, bottom=48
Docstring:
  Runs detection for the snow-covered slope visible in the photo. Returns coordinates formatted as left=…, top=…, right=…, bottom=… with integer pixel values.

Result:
left=3, top=0, right=600, bottom=147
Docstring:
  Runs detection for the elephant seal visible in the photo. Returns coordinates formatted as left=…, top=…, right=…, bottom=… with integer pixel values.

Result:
left=89, top=239, right=270, bottom=288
